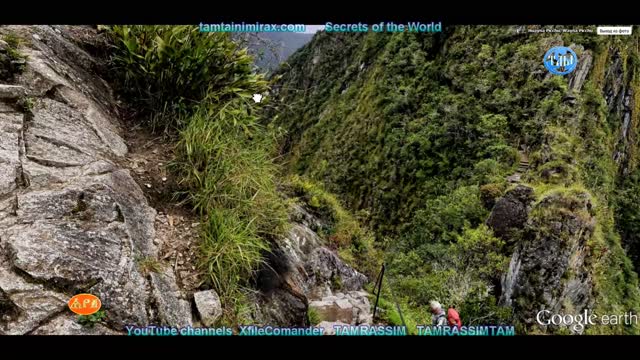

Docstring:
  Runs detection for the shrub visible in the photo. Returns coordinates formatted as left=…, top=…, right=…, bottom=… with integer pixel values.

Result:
left=108, top=26, right=286, bottom=324
left=285, top=175, right=382, bottom=277
left=173, top=103, right=289, bottom=239
left=172, top=102, right=289, bottom=313
left=453, top=225, right=508, bottom=281
left=307, top=307, right=321, bottom=325
left=403, top=185, right=488, bottom=248
left=136, top=256, right=162, bottom=275
left=77, top=310, right=107, bottom=328
left=480, top=183, right=506, bottom=209
left=199, top=209, right=269, bottom=301
left=107, top=25, right=267, bottom=131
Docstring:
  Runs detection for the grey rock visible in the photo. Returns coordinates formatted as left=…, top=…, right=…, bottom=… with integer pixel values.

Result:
left=568, top=50, right=592, bottom=93
left=309, top=290, right=372, bottom=326
left=254, top=287, right=307, bottom=326
left=280, top=223, right=323, bottom=266
left=345, top=291, right=372, bottom=325
left=150, top=270, right=193, bottom=327
left=306, top=247, right=367, bottom=291
left=486, top=185, right=535, bottom=242
left=0, top=101, right=17, bottom=112
left=0, top=26, right=186, bottom=334
left=25, top=98, right=116, bottom=167
left=506, top=173, right=521, bottom=183
left=2, top=170, right=161, bottom=329
left=622, top=112, right=631, bottom=139
left=194, top=290, right=222, bottom=326
left=31, top=314, right=122, bottom=335
left=0, top=112, right=23, bottom=197
left=6, top=221, right=126, bottom=283
left=0, top=85, right=26, bottom=100
left=290, top=204, right=327, bottom=232
left=255, top=206, right=371, bottom=326
left=309, top=298, right=353, bottom=324
left=308, top=283, right=332, bottom=300
left=0, top=268, right=68, bottom=335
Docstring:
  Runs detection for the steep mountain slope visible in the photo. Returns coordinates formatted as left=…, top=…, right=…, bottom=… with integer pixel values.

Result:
left=267, top=26, right=640, bottom=334
left=236, top=32, right=314, bottom=72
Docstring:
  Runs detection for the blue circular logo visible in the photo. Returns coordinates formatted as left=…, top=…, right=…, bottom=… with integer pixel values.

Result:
left=544, top=47, right=578, bottom=75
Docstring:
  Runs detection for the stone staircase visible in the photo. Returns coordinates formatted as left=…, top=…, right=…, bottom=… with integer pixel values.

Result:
left=507, top=150, right=529, bottom=183
left=517, top=153, right=529, bottom=173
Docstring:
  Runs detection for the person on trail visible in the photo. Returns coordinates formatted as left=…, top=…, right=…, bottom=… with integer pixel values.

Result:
left=447, top=305, right=462, bottom=328
left=429, top=300, right=447, bottom=326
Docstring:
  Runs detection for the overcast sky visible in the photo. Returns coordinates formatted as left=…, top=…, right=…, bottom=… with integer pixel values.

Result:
left=304, top=25, right=324, bottom=34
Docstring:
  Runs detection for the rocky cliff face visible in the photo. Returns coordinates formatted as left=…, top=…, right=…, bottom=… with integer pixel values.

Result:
left=494, top=187, right=596, bottom=334
left=0, top=25, right=194, bottom=334
left=608, top=49, right=637, bottom=174
left=253, top=204, right=371, bottom=328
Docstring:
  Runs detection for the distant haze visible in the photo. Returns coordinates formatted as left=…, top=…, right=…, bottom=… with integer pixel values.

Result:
left=303, top=25, right=324, bottom=34
left=238, top=31, right=317, bottom=72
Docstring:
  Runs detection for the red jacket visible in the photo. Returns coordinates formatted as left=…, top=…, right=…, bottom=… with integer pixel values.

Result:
left=447, top=308, right=462, bottom=328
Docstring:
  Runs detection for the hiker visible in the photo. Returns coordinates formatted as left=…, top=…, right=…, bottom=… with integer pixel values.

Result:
left=447, top=305, right=462, bottom=328
left=429, top=300, right=447, bottom=326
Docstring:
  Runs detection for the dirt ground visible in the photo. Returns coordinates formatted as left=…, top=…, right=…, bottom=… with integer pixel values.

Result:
left=120, top=123, right=203, bottom=294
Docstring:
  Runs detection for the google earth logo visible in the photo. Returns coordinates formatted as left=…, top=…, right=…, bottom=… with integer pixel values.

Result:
left=544, top=46, right=578, bottom=75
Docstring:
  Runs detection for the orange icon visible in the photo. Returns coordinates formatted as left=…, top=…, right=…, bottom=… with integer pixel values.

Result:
left=68, top=294, right=102, bottom=315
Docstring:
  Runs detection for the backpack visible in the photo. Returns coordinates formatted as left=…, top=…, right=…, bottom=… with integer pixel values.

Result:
left=434, top=312, right=447, bottom=326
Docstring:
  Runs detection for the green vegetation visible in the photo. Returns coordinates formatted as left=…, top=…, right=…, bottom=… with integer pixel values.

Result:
left=269, top=26, right=640, bottom=333
left=616, top=171, right=640, bottom=269
left=107, top=23, right=640, bottom=334
left=307, top=307, right=321, bottom=325
left=17, top=96, right=35, bottom=113
left=108, top=25, right=287, bottom=324
left=285, top=175, right=382, bottom=277
left=107, top=25, right=267, bottom=132
left=77, top=310, right=107, bottom=328
left=136, top=256, right=162, bottom=275
left=0, top=32, right=27, bottom=82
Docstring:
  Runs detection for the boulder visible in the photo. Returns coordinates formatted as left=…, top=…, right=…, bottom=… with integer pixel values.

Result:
left=345, top=291, right=372, bottom=325
left=486, top=185, right=535, bottom=242
left=150, top=270, right=193, bottom=327
left=254, top=201, right=372, bottom=326
left=506, top=173, right=521, bottom=183
left=309, top=291, right=372, bottom=325
left=306, top=247, right=367, bottom=291
left=309, top=298, right=353, bottom=324
left=194, top=290, right=222, bottom=326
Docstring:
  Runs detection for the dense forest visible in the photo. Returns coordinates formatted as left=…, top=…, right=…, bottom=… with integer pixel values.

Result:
left=265, top=26, right=640, bottom=334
